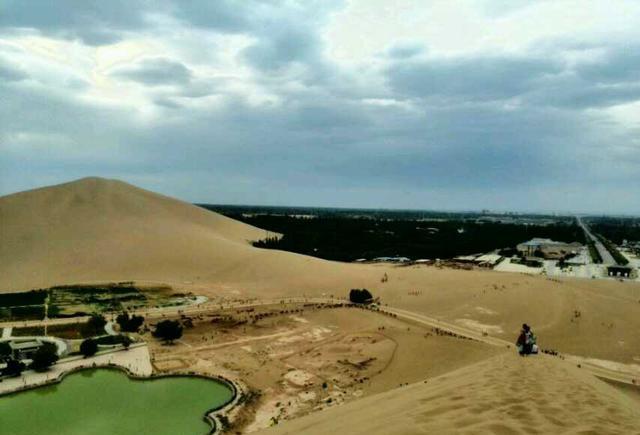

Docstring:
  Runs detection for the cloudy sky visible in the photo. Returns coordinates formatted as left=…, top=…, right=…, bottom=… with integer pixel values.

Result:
left=1, top=0, right=639, bottom=213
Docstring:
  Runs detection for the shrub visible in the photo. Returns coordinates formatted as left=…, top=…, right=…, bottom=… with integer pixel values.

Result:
left=116, top=312, right=145, bottom=333
left=80, top=339, right=98, bottom=357
left=30, top=342, right=59, bottom=371
left=153, top=320, right=183, bottom=343
left=349, top=288, right=373, bottom=304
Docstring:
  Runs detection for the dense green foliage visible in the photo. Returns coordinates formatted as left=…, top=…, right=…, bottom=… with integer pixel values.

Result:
left=0, top=341, right=12, bottom=358
left=30, top=342, right=59, bottom=371
left=80, top=339, right=98, bottom=357
left=0, top=290, right=47, bottom=307
left=0, top=305, right=46, bottom=321
left=349, top=289, right=373, bottom=304
left=595, top=234, right=629, bottom=265
left=153, top=320, right=183, bottom=343
left=88, top=314, right=107, bottom=334
left=116, top=312, right=145, bottom=332
left=94, top=335, right=129, bottom=345
left=227, top=214, right=583, bottom=261
left=586, top=241, right=603, bottom=264
left=1, top=359, right=25, bottom=377
left=589, top=218, right=640, bottom=245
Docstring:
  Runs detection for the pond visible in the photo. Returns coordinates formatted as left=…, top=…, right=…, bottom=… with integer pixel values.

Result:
left=0, top=369, right=234, bottom=435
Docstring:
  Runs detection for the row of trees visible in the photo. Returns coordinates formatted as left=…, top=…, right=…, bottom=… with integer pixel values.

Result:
left=595, top=234, right=630, bottom=265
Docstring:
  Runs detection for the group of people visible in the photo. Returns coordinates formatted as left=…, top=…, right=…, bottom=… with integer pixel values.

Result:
left=516, top=323, right=538, bottom=356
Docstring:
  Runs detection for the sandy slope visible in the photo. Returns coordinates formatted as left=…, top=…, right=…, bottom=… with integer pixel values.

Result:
left=259, top=353, right=640, bottom=435
left=0, top=177, right=271, bottom=291
left=2, top=178, right=640, bottom=364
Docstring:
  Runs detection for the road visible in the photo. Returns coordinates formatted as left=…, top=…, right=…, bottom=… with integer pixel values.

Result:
left=577, top=217, right=616, bottom=265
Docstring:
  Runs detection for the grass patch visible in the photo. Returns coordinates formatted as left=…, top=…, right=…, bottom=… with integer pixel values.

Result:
left=11, top=326, right=46, bottom=337
left=47, top=321, right=104, bottom=340
left=0, top=305, right=46, bottom=321
left=0, top=290, right=47, bottom=307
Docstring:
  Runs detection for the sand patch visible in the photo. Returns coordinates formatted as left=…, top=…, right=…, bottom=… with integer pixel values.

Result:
left=475, top=306, right=498, bottom=315
left=284, top=369, right=316, bottom=387
left=153, top=358, right=189, bottom=371
left=290, top=315, right=309, bottom=323
left=455, top=318, right=504, bottom=334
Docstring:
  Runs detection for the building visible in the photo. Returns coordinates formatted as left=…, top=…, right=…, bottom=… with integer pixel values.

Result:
left=516, top=238, right=581, bottom=259
left=607, top=266, right=634, bottom=279
left=9, top=339, right=43, bottom=360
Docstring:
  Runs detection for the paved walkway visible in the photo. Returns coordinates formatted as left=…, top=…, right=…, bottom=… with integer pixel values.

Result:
left=0, top=344, right=152, bottom=396
left=1, top=327, right=11, bottom=339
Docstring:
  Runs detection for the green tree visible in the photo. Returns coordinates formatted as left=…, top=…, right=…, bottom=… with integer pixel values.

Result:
left=0, top=341, right=12, bottom=359
left=88, top=314, right=107, bottom=335
left=30, top=342, right=59, bottom=371
left=116, top=312, right=145, bottom=333
left=2, top=358, right=25, bottom=377
left=80, top=338, right=98, bottom=357
left=349, top=288, right=373, bottom=304
left=153, top=320, right=183, bottom=344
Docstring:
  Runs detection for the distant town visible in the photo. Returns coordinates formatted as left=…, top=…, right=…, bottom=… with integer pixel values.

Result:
left=200, top=205, right=640, bottom=281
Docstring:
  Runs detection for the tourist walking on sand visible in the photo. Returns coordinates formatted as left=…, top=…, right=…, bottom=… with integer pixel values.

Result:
left=516, top=324, right=537, bottom=356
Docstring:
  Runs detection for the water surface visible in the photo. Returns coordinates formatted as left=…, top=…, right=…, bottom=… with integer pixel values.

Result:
left=0, top=369, right=233, bottom=435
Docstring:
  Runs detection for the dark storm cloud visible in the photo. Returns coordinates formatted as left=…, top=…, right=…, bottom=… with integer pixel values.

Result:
left=576, top=45, right=640, bottom=84
left=243, top=25, right=319, bottom=71
left=0, top=0, right=154, bottom=45
left=1, top=1, right=640, bottom=214
left=110, top=58, right=193, bottom=86
left=387, top=55, right=563, bottom=101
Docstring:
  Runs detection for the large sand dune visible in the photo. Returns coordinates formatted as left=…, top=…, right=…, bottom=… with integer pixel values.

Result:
left=259, top=353, right=640, bottom=434
left=0, top=177, right=370, bottom=292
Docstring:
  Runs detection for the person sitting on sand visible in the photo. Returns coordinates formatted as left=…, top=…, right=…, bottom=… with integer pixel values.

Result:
left=516, top=323, right=537, bottom=356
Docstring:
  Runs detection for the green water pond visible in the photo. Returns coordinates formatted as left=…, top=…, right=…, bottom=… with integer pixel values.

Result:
left=0, top=369, right=234, bottom=435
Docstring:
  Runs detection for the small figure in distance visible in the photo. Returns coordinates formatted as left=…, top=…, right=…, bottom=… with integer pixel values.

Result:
left=516, top=323, right=538, bottom=356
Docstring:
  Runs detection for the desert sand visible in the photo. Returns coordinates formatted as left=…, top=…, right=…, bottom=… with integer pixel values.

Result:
left=259, top=353, right=640, bottom=435
left=2, top=177, right=640, bottom=433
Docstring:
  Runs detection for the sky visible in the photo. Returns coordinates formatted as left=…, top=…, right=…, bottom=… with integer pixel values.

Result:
left=1, top=0, right=639, bottom=214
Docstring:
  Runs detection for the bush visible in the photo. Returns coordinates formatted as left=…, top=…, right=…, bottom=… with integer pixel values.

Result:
left=30, top=342, right=59, bottom=371
left=153, top=320, right=183, bottom=344
left=1, top=358, right=25, bottom=377
left=87, top=314, right=107, bottom=334
left=80, top=339, right=98, bottom=357
left=349, top=288, right=373, bottom=304
left=0, top=341, right=12, bottom=358
left=116, top=312, right=145, bottom=333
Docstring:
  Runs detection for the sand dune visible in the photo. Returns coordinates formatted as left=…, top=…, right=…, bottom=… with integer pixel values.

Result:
left=0, top=177, right=274, bottom=291
left=2, top=178, right=640, bottom=433
left=2, top=178, right=640, bottom=367
left=259, top=353, right=640, bottom=434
